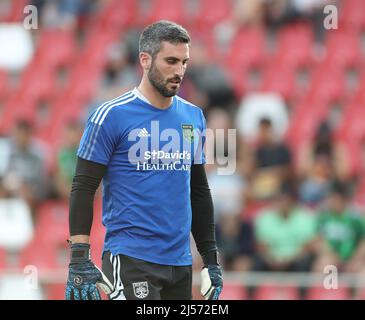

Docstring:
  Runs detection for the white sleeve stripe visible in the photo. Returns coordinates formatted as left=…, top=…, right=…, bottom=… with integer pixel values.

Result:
left=79, top=122, right=98, bottom=159
left=98, top=95, right=136, bottom=125
left=85, top=125, right=102, bottom=160
left=78, top=122, right=94, bottom=158
left=91, top=91, right=133, bottom=123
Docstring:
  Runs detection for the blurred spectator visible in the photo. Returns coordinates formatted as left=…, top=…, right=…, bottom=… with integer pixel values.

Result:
left=265, top=0, right=336, bottom=40
left=186, top=42, right=235, bottom=109
left=0, top=120, right=47, bottom=220
left=0, top=185, right=34, bottom=251
left=34, top=0, right=99, bottom=30
left=207, top=162, right=253, bottom=271
left=253, top=184, right=317, bottom=271
left=205, top=107, right=254, bottom=270
left=215, top=0, right=265, bottom=49
left=215, top=213, right=255, bottom=272
left=298, top=121, right=350, bottom=206
left=251, top=117, right=292, bottom=200
left=298, top=154, right=333, bottom=207
left=54, top=120, right=83, bottom=200
left=101, top=42, right=140, bottom=99
left=205, top=107, right=235, bottom=162
left=0, top=24, right=34, bottom=72
left=235, top=93, right=289, bottom=141
left=313, top=181, right=365, bottom=273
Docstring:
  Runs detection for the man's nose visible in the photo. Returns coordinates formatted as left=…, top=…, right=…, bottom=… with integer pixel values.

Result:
left=175, top=63, right=185, bottom=77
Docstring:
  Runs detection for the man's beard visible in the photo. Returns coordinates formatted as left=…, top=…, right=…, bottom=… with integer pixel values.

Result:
left=148, top=62, right=181, bottom=97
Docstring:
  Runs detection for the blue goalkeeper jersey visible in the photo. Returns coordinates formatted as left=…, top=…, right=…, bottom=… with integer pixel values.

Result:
left=77, top=88, right=206, bottom=266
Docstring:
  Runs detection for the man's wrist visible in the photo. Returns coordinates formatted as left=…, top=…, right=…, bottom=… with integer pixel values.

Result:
left=69, top=235, right=90, bottom=244
left=202, top=250, right=220, bottom=266
left=69, top=243, right=91, bottom=264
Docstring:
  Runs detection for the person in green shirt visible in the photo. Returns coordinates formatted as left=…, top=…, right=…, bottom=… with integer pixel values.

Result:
left=313, top=181, right=365, bottom=273
left=55, top=120, right=83, bottom=200
left=253, top=184, right=318, bottom=272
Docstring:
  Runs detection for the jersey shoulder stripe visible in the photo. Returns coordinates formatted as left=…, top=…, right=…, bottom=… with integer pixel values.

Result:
left=91, top=91, right=134, bottom=125
left=98, top=94, right=136, bottom=125
left=79, top=94, right=137, bottom=160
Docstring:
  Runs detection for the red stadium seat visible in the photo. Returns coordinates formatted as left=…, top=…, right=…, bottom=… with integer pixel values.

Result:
left=220, top=283, right=248, bottom=300
left=35, top=30, right=77, bottom=70
left=144, top=0, right=188, bottom=26
left=324, top=31, right=362, bottom=70
left=1, top=0, right=28, bottom=22
left=307, top=65, right=346, bottom=105
left=336, top=104, right=365, bottom=143
left=260, top=64, right=295, bottom=101
left=33, top=201, right=69, bottom=246
left=0, top=69, right=8, bottom=99
left=226, top=28, right=266, bottom=71
left=306, top=286, right=351, bottom=300
left=18, top=64, right=57, bottom=103
left=286, top=100, right=329, bottom=146
left=46, top=284, right=66, bottom=300
left=0, top=96, right=38, bottom=135
left=253, top=284, right=300, bottom=300
left=0, top=248, right=6, bottom=270
left=225, top=28, right=266, bottom=97
left=352, top=74, right=365, bottom=105
left=340, top=0, right=365, bottom=31
left=97, top=0, right=138, bottom=30
left=195, top=0, right=232, bottom=28
left=274, top=23, right=314, bottom=70
left=64, top=64, right=104, bottom=103
left=19, top=240, right=61, bottom=271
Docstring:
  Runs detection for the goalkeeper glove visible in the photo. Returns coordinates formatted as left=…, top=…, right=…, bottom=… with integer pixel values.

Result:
left=200, top=252, right=223, bottom=300
left=65, top=243, right=113, bottom=300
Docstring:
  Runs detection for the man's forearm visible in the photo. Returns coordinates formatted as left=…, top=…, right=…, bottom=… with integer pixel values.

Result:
left=190, top=164, right=219, bottom=265
left=69, top=157, right=106, bottom=239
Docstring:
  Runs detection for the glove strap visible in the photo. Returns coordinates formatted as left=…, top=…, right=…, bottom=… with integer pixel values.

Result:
left=69, top=242, right=91, bottom=264
left=202, top=251, right=220, bottom=267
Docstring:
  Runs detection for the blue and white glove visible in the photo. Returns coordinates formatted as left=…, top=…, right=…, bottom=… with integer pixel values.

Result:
left=65, top=243, right=113, bottom=300
left=200, top=264, right=223, bottom=300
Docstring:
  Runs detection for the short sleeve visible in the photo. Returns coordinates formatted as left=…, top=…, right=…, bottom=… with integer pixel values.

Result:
left=77, top=109, right=118, bottom=165
left=193, top=109, right=206, bottom=165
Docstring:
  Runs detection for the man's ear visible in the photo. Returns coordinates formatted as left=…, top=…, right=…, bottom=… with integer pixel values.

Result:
left=139, top=52, right=152, bottom=71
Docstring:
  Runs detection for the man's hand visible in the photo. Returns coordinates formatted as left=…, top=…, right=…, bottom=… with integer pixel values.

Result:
left=65, top=243, right=113, bottom=300
left=200, top=265, right=223, bottom=300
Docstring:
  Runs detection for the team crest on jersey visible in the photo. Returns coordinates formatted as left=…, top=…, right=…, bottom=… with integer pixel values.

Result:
left=133, top=281, right=149, bottom=299
left=182, top=124, right=194, bottom=143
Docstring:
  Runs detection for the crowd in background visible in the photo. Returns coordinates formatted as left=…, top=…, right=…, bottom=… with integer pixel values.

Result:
left=1, top=0, right=365, bottom=285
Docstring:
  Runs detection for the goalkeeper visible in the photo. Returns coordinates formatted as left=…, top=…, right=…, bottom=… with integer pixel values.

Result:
left=65, top=20, right=223, bottom=300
